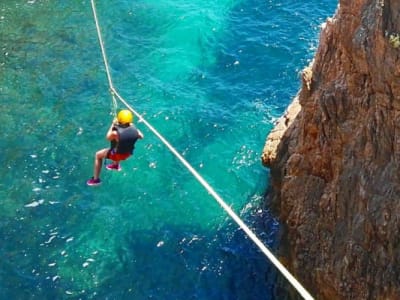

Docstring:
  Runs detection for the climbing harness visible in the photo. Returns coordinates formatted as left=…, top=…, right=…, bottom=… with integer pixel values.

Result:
left=89, top=1, right=314, bottom=299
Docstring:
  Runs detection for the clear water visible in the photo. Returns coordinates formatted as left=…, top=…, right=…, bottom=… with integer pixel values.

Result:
left=0, top=1, right=336, bottom=299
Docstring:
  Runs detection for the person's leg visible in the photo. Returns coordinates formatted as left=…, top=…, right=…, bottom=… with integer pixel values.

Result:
left=106, top=152, right=125, bottom=171
left=110, top=160, right=120, bottom=167
left=93, top=148, right=109, bottom=179
left=106, top=159, right=121, bottom=170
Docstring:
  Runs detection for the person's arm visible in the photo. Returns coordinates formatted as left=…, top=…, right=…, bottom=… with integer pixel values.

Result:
left=106, top=120, right=118, bottom=141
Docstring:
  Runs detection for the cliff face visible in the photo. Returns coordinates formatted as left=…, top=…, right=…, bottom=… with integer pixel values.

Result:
left=262, top=1, right=400, bottom=299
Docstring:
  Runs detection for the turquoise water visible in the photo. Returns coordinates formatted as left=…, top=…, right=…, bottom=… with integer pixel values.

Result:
left=1, top=1, right=336, bottom=299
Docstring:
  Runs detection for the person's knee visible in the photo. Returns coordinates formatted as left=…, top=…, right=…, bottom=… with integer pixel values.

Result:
left=96, top=149, right=108, bottom=159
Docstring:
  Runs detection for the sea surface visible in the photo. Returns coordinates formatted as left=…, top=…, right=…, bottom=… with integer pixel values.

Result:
left=0, top=1, right=336, bottom=299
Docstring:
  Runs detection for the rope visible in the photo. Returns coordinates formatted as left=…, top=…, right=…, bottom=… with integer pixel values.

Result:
left=89, top=1, right=314, bottom=299
left=90, top=0, right=118, bottom=116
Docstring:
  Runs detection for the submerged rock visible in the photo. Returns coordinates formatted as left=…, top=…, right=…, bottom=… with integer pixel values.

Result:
left=262, top=0, right=400, bottom=299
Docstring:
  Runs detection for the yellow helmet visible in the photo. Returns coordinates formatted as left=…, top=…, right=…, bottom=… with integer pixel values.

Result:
left=117, top=110, right=133, bottom=124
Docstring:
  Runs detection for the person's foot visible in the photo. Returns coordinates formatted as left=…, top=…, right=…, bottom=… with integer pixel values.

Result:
left=106, top=163, right=121, bottom=171
left=87, top=177, right=101, bottom=186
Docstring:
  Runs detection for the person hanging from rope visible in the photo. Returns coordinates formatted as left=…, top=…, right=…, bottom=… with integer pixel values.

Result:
left=86, top=109, right=144, bottom=186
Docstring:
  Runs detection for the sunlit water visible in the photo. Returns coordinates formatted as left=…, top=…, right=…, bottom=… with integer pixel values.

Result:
left=0, top=1, right=336, bottom=299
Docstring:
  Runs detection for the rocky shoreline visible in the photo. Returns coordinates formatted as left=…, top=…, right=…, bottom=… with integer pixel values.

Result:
left=262, top=1, right=400, bottom=299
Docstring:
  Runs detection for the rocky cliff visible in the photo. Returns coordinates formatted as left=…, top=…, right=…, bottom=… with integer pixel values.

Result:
left=262, top=0, right=400, bottom=299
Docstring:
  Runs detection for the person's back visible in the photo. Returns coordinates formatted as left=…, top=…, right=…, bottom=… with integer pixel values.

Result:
left=112, top=124, right=140, bottom=154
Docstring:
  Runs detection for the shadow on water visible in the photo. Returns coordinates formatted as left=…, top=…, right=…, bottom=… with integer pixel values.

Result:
left=93, top=223, right=279, bottom=299
left=0, top=205, right=283, bottom=299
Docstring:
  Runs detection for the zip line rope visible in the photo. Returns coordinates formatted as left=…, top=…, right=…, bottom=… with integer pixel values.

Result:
left=90, top=1, right=314, bottom=299
left=90, top=0, right=118, bottom=116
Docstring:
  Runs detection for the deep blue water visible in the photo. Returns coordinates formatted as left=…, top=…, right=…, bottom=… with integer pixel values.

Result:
left=0, top=1, right=336, bottom=299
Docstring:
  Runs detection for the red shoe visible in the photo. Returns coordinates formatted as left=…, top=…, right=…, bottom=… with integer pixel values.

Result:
left=106, top=164, right=121, bottom=171
left=87, top=177, right=101, bottom=186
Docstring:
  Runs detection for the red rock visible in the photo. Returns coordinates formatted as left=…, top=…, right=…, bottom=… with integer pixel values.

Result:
left=262, top=1, right=400, bottom=298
